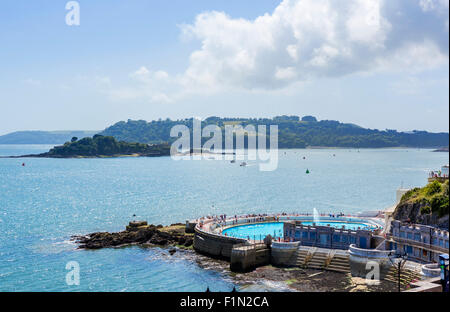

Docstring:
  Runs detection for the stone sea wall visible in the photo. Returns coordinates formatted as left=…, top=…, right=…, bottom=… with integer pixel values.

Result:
left=230, top=244, right=271, bottom=272
left=270, top=241, right=300, bottom=266
left=194, top=227, right=247, bottom=259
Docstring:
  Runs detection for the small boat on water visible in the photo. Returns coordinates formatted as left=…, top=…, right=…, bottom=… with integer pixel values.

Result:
left=240, top=162, right=247, bottom=167
left=230, top=160, right=236, bottom=163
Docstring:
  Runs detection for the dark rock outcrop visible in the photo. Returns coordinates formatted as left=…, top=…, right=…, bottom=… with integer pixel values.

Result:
left=73, top=221, right=194, bottom=249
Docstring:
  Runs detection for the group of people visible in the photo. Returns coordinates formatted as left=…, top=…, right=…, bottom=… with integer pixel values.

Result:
left=328, top=212, right=345, bottom=218
left=429, top=170, right=448, bottom=178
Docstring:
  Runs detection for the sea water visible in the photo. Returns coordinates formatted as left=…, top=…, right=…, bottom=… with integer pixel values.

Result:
left=0, top=145, right=447, bottom=291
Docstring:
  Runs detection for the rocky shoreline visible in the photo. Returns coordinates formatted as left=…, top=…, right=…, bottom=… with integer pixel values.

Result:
left=72, top=221, right=193, bottom=251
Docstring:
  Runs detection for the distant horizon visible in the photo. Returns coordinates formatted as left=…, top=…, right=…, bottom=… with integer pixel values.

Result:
left=1, top=114, right=449, bottom=137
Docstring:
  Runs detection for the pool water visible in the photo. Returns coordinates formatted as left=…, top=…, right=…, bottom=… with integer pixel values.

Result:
left=223, top=222, right=284, bottom=240
left=222, top=220, right=377, bottom=240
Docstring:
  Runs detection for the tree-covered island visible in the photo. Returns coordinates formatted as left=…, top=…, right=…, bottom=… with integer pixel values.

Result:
left=7, top=135, right=171, bottom=158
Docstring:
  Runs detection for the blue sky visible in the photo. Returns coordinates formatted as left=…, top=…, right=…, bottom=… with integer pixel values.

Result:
left=0, top=0, right=448, bottom=135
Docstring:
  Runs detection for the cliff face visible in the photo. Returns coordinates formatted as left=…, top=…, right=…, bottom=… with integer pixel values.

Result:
left=392, top=180, right=449, bottom=230
left=393, top=200, right=449, bottom=230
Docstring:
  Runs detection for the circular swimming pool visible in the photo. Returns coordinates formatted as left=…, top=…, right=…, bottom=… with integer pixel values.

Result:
left=222, top=220, right=379, bottom=240
left=223, top=222, right=284, bottom=240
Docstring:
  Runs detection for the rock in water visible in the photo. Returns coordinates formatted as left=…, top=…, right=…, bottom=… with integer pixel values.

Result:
left=73, top=221, right=194, bottom=250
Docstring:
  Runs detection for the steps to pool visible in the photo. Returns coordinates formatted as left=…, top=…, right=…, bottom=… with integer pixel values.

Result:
left=289, top=246, right=351, bottom=273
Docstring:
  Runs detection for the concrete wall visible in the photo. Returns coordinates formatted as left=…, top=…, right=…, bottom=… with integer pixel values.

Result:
left=422, top=263, right=441, bottom=278
left=348, top=244, right=394, bottom=280
left=270, top=241, right=300, bottom=266
left=194, top=227, right=247, bottom=259
left=230, top=244, right=270, bottom=272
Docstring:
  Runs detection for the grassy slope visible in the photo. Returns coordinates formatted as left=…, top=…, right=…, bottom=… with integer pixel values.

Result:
left=399, top=180, right=449, bottom=218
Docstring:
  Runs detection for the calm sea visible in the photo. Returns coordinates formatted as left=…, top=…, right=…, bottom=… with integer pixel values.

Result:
left=0, top=145, right=448, bottom=291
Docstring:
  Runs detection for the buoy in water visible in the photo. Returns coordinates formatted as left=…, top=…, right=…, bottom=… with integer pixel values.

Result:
left=306, top=169, right=310, bottom=174
left=22, top=163, right=25, bottom=167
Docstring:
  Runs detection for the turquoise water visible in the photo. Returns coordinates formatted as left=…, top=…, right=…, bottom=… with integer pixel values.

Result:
left=0, top=145, right=447, bottom=291
left=223, top=222, right=284, bottom=240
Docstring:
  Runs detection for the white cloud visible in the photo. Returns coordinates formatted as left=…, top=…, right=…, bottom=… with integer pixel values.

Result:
left=112, top=0, right=449, bottom=102
left=375, top=40, right=448, bottom=72
left=177, top=0, right=448, bottom=90
left=275, top=67, right=297, bottom=80
left=131, top=66, right=150, bottom=78
left=346, top=0, right=391, bottom=46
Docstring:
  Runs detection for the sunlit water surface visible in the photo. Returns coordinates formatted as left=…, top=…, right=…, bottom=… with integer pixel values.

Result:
left=0, top=145, right=447, bottom=291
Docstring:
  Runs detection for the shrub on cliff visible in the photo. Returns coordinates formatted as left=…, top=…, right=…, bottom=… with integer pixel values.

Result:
left=395, top=180, right=449, bottom=228
left=431, top=195, right=449, bottom=217
left=424, top=180, right=442, bottom=196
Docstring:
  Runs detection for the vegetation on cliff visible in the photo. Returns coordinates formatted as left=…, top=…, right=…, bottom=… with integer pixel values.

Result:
left=393, top=180, right=449, bottom=229
left=100, top=116, right=449, bottom=148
